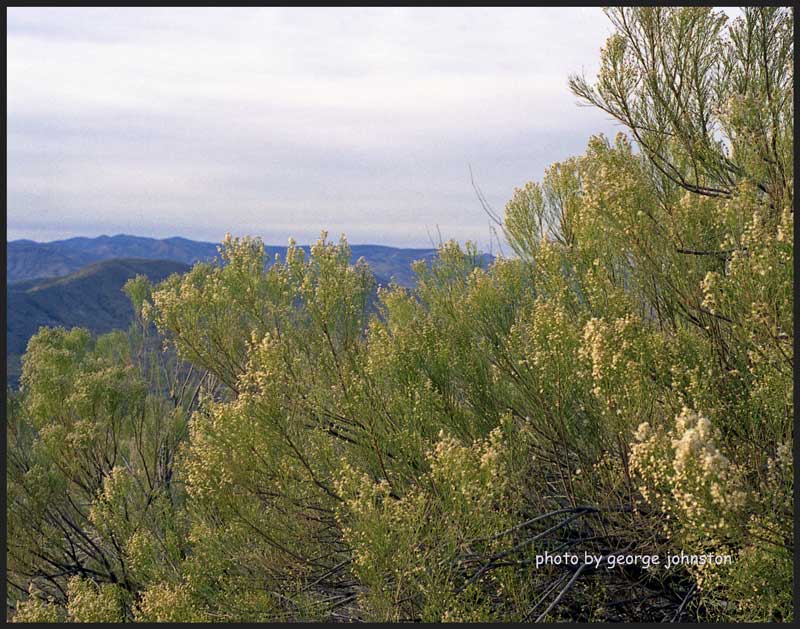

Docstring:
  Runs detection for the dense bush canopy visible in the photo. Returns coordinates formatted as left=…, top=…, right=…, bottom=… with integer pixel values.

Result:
left=7, top=7, right=793, bottom=622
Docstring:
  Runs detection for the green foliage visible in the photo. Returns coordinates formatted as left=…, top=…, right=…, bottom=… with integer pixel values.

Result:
left=7, top=6, right=792, bottom=623
left=65, top=577, right=127, bottom=623
left=569, top=7, right=793, bottom=210
left=7, top=323, right=199, bottom=621
left=11, top=586, right=63, bottom=623
left=335, top=426, right=516, bottom=621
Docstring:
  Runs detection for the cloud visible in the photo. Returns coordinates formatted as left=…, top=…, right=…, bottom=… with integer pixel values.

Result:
left=7, top=7, right=622, bottom=247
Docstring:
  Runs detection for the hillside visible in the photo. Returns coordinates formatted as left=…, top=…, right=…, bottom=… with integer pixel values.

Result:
left=6, top=258, right=191, bottom=386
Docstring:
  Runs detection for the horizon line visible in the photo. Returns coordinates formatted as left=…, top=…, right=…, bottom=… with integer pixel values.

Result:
left=6, top=232, right=484, bottom=251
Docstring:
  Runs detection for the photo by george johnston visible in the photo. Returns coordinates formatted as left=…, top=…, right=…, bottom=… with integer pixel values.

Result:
left=4, top=4, right=794, bottom=624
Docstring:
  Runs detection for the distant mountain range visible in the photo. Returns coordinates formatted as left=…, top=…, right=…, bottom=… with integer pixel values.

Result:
left=7, top=235, right=217, bottom=283
left=7, top=234, right=445, bottom=287
left=6, top=234, right=493, bottom=387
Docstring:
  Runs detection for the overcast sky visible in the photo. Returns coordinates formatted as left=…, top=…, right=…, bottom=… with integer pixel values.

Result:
left=8, top=7, right=626, bottom=248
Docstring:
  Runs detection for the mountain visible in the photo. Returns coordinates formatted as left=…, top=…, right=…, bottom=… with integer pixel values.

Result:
left=7, top=235, right=218, bottom=284
left=6, top=258, right=191, bottom=387
left=6, top=234, right=446, bottom=287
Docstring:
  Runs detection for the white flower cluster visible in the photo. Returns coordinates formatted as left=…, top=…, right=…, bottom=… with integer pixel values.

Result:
left=579, top=314, right=643, bottom=413
left=630, top=408, right=747, bottom=538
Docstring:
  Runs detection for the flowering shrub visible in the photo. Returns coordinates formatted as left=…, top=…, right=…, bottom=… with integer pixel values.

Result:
left=64, top=578, right=127, bottom=623
left=630, top=408, right=747, bottom=540
left=6, top=6, right=791, bottom=623
left=335, top=427, right=516, bottom=621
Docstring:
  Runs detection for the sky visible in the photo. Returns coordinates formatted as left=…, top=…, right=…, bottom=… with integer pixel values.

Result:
left=7, top=7, right=627, bottom=249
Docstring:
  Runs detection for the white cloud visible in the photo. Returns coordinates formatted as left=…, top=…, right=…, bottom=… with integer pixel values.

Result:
left=7, top=7, right=621, bottom=247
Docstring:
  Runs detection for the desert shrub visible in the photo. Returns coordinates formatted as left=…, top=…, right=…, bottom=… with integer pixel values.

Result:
left=335, top=426, right=518, bottom=621
left=7, top=6, right=791, bottom=623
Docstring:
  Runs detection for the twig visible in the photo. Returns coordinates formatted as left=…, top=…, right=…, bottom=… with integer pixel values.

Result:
left=535, top=563, right=589, bottom=622
left=670, top=582, right=697, bottom=622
